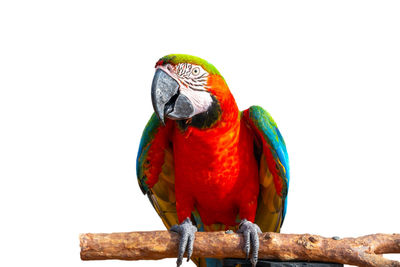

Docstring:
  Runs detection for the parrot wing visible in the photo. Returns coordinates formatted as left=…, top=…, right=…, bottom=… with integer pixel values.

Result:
left=136, top=113, right=179, bottom=229
left=242, top=106, right=290, bottom=232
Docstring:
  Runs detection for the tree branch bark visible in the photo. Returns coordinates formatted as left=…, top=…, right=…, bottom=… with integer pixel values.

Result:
left=80, top=231, right=400, bottom=267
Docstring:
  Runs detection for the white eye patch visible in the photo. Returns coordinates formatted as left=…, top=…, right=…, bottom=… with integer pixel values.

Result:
left=179, top=87, right=213, bottom=116
left=176, top=63, right=208, bottom=81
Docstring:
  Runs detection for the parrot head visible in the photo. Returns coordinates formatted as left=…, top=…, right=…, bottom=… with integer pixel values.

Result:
left=151, top=54, right=235, bottom=128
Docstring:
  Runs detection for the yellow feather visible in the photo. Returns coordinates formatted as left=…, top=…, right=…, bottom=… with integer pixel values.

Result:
left=147, top=147, right=179, bottom=230
left=259, top=155, right=273, bottom=188
left=255, top=154, right=284, bottom=233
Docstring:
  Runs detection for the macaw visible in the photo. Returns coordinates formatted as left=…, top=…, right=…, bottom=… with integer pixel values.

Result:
left=136, top=54, right=289, bottom=267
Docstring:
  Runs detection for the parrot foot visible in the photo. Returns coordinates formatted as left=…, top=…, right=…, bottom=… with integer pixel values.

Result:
left=237, top=219, right=262, bottom=267
left=170, top=218, right=197, bottom=267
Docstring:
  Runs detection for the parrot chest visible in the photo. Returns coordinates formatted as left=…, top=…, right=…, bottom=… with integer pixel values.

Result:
left=172, top=122, right=259, bottom=225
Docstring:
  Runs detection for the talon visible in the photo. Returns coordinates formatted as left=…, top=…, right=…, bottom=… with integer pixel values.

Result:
left=170, top=218, right=197, bottom=267
left=237, top=219, right=261, bottom=267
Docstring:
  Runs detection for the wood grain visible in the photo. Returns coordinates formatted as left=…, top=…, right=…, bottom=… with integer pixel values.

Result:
left=80, top=231, right=400, bottom=267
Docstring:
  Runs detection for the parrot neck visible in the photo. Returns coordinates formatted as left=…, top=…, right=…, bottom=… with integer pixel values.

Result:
left=207, top=74, right=240, bottom=129
left=177, top=75, right=239, bottom=131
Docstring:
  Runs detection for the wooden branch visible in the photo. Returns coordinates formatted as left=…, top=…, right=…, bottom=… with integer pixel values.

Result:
left=80, top=231, right=400, bottom=267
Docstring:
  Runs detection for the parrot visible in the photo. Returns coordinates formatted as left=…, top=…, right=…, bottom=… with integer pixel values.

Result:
left=136, top=54, right=290, bottom=267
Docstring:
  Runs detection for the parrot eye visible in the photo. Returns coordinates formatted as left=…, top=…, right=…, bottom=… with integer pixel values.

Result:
left=192, top=67, right=200, bottom=76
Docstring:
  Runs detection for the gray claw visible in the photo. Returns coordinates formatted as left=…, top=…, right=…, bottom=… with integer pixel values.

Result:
left=237, top=219, right=261, bottom=267
left=170, top=218, right=197, bottom=267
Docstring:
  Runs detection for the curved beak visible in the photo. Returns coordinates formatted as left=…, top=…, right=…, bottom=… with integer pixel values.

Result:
left=151, top=69, right=194, bottom=125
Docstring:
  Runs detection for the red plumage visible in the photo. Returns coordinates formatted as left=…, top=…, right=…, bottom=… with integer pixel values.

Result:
left=146, top=74, right=260, bottom=226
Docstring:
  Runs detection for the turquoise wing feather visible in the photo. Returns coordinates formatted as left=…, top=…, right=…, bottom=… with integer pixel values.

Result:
left=136, top=113, right=162, bottom=193
left=243, top=105, right=290, bottom=232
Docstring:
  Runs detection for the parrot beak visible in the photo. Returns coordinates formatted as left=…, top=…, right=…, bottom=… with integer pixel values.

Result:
left=151, top=68, right=194, bottom=125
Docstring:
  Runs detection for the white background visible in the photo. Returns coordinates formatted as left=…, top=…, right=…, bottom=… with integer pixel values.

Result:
left=1, top=1, right=399, bottom=266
